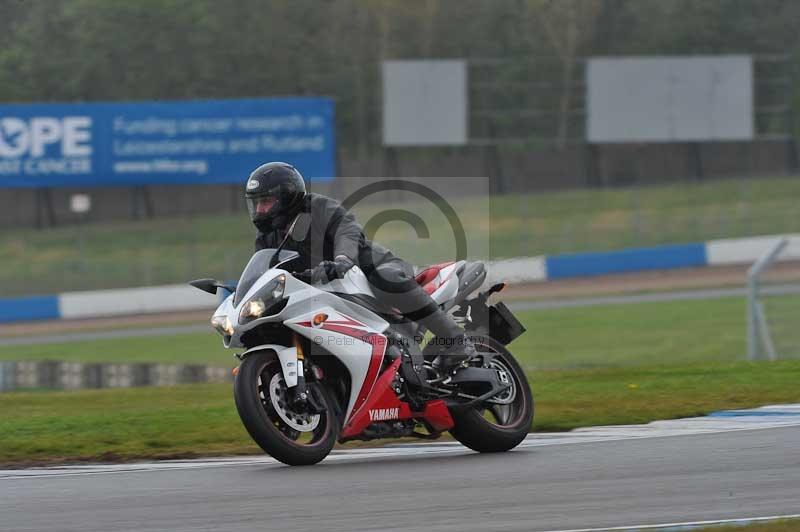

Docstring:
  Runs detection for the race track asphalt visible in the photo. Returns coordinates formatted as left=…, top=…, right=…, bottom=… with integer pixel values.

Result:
left=2, top=425, right=798, bottom=532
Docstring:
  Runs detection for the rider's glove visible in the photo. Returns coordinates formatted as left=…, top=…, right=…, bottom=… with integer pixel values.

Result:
left=298, top=256, right=355, bottom=284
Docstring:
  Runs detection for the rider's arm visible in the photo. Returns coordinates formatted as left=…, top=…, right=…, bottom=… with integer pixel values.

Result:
left=296, top=196, right=361, bottom=283
left=332, top=210, right=361, bottom=263
left=316, top=197, right=361, bottom=264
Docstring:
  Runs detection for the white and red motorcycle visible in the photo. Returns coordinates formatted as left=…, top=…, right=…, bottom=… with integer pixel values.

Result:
left=191, top=247, right=532, bottom=466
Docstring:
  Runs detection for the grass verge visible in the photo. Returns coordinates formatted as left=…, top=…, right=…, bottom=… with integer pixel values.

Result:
left=1, top=360, right=799, bottom=467
left=0, top=331, right=231, bottom=367
left=515, top=296, right=750, bottom=368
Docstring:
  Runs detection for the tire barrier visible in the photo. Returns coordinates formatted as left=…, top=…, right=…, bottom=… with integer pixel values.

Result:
left=0, top=360, right=232, bottom=393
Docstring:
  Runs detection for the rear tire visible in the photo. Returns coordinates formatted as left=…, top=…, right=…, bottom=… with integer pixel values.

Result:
left=449, top=337, right=533, bottom=453
left=234, top=351, right=338, bottom=466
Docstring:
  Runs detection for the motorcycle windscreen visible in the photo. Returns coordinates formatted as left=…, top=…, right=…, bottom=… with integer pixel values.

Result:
left=234, top=249, right=300, bottom=307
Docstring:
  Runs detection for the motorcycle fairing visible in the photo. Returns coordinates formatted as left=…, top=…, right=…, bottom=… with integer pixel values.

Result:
left=224, top=269, right=390, bottom=349
left=237, top=344, right=301, bottom=387
left=340, top=359, right=455, bottom=439
left=419, top=261, right=462, bottom=305
left=316, top=265, right=375, bottom=298
left=287, top=308, right=388, bottom=423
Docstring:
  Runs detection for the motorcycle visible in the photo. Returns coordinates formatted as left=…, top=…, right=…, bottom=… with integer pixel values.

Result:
left=190, top=242, right=533, bottom=466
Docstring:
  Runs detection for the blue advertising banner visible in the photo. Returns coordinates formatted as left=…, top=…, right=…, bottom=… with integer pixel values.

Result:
left=0, top=98, right=335, bottom=187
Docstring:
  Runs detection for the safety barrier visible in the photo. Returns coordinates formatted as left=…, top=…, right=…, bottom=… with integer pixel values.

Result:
left=2, top=233, right=798, bottom=324
left=0, top=360, right=232, bottom=392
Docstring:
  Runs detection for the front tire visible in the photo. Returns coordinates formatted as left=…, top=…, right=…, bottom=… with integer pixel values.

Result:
left=234, top=351, right=338, bottom=466
left=449, top=337, right=534, bottom=453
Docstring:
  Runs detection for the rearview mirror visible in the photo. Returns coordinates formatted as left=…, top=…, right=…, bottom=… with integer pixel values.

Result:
left=189, top=278, right=219, bottom=294
left=189, top=278, right=236, bottom=295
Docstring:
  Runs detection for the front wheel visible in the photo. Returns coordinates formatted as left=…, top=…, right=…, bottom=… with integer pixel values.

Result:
left=449, top=336, right=534, bottom=453
left=234, top=351, right=338, bottom=466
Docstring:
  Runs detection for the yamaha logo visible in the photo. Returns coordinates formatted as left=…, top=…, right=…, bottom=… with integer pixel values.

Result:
left=369, top=407, right=400, bottom=422
left=247, top=179, right=260, bottom=190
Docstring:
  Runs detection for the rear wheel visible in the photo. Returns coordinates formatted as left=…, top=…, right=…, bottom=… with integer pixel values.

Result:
left=234, top=351, right=338, bottom=465
left=449, top=336, right=533, bottom=452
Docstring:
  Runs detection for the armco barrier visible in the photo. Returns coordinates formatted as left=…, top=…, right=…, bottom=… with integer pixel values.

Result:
left=706, top=234, right=800, bottom=266
left=58, top=283, right=219, bottom=320
left=0, top=295, right=60, bottom=323
left=1, top=234, right=797, bottom=324
left=544, top=243, right=708, bottom=280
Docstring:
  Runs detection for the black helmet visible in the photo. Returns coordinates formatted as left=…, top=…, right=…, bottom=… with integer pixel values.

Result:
left=245, top=162, right=306, bottom=229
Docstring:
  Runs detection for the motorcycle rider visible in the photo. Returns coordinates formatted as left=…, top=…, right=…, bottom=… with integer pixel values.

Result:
left=245, top=161, right=475, bottom=372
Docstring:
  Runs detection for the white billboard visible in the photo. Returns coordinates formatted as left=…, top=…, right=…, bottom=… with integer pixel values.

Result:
left=382, top=60, right=467, bottom=146
left=587, top=55, right=754, bottom=143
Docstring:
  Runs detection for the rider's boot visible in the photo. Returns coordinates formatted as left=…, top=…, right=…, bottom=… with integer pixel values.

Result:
left=431, top=334, right=477, bottom=373
left=419, top=307, right=478, bottom=373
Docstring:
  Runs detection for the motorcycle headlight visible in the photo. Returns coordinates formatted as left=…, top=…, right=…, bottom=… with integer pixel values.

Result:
left=211, top=315, right=234, bottom=336
left=239, top=275, right=286, bottom=324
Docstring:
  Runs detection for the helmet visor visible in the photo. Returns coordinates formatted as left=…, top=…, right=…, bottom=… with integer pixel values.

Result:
left=246, top=191, right=280, bottom=222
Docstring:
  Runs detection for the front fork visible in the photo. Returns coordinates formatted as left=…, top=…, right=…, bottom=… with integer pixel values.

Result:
left=288, top=333, right=326, bottom=414
left=236, top=336, right=325, bottom=413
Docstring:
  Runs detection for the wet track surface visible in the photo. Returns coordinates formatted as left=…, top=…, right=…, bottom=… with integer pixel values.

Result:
left=2, top=423, right=799, bottom=532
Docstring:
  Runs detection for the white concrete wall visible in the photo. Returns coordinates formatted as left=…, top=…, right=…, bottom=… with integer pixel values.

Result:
left=485, top=256, right=547, bottom=284
left=706, top=234, right=800, bottom=266
left=58, top=284, right=219, bottom=320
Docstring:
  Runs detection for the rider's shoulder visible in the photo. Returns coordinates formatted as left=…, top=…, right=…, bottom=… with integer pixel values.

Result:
left=307, top=193, right=345, bottom=211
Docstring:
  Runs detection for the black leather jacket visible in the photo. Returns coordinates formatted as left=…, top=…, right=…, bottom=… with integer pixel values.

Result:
left=254, top=193, right=394, bottom=273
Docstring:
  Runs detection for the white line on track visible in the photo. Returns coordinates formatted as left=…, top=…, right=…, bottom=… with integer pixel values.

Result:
left=540, top=513, right=800, bottom=532
left=2, top=403, right=799, bottom=481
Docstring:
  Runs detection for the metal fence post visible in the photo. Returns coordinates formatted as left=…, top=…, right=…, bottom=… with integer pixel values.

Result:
left=747, top=237, right=789, bottom=360
left=747, top=271, right=759, bottom=360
